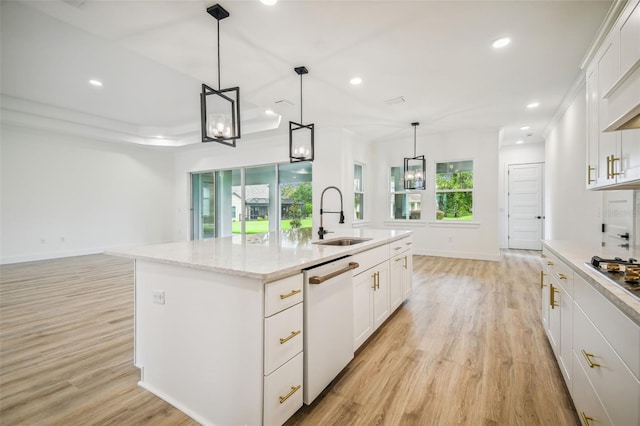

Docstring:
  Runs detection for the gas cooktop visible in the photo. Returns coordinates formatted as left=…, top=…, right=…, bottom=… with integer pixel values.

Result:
left=587, top=256, right=640, bottom=300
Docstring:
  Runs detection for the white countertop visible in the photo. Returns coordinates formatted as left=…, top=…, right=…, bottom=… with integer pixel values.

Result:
left=107, top=228, right=411, bottom=282
left=543, top=240, right=640, bottom=325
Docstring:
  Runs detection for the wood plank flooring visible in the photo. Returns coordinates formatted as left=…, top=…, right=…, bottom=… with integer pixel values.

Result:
left=0, top=251, right=578, bottom=425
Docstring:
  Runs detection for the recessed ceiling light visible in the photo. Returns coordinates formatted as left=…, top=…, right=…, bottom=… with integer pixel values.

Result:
left=515, top=140, right=524, bottom=144
left=520, top=126, right=530, bottom=130
left=527, top=102, right=540, bottom=109
left=492, top=37, right=511, bottom=49
left=260, top=0, right=277, bottom=5
left=350, top=76, right=362, bottom=85
left=89, top=79, right=103, bottom=87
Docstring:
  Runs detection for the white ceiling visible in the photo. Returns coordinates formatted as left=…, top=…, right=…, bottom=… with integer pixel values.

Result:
left=1, top=0, right=613, bottom=148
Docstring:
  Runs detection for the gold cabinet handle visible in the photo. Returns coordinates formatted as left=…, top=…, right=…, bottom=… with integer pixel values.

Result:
left=394, top=246, right=402, bottom=251
left=371, top=272, right=377, bottom=290
left=558, top=273, right=567, bottom=280
left=550, top=284, right=559, bottom=309
left=611, top=155, right=622, bottom=177
left=587, top=165, right=596, bottom=184
left=309, top=262, right=359, bottom=284
left=403, top=256, right=408, bottom=269
left=606, top=155, right=611, bottom=179
left=406, top=242, right=412, bottom=246
left=279, top=289, right=301, bottom=300
left=581, top=411, right=595, bottom=425
left=547, top=261, right=554, bottom=266
left=279, top=385, right=301, bottom=404
left=540, top=271, right=547, bottom=289
left=279, top=330, right=301, bottom=344
left=395, top=257, right=403, bottom=262
left=581, top=349, right=601, bottom=368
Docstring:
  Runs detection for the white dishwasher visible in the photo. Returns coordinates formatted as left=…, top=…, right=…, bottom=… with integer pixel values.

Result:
left=303, top=256, right=359, bottom=405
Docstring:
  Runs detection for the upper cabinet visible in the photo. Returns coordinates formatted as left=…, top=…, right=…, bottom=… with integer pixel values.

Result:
left=586, top=0, right=640, bottom=190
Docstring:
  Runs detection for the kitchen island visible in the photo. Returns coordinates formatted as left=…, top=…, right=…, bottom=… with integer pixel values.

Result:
left=108, top=228, right=412, bottom=426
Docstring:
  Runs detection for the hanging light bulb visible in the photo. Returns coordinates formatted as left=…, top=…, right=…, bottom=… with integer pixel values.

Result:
left=403, top=122, right=426, bottom=190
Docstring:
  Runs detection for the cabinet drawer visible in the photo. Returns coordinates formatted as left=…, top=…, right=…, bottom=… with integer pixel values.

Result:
left=265, top=273, right=303, bottom=317
left=543, top=251, right=574, bottom=295
left=389, top=236, right=413, bottom=254
left=573, top=305, right=640, bottom=426
left=574, top=275, right=640, bottom=379
left=264, top=352, right=303, bottom=426
left=264, top=303, right=303, bottom=375
left=353, top=244, right=389, bottom=275
left=572, top=350, right=613, bottom=426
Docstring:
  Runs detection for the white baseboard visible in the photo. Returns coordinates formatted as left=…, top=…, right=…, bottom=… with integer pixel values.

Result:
left=413, top=248, right=501, bottom=262
left=1, top=246, right=111, bottom=265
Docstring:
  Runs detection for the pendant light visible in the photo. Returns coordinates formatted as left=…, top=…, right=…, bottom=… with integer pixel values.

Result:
left=404, top=122, right=426, bottom=190
left=289, top=66, right=314, bottom=163
left=200, top=4, right=241, bottom=146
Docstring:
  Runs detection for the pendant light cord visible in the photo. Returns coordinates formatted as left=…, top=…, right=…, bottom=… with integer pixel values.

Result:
left=413, top=125, right=417, bottom=156
left=217, top=18, right=221, bottom=90
left=300, top=74, right=303, bottom=123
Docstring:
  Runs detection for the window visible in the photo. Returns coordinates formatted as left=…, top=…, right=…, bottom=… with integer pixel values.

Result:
left=191, top=162, right=312, bottom=239
left=389, top=166, right=421, bottom=220
left=354, top=163, right=364, bottom=221
left=435, top=160, right=473, bottom=221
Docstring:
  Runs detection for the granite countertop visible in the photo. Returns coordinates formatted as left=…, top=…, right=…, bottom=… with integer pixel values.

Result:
left=107, top=228, right=412, bottom=282
left=543, top=240, right=640, bottom=325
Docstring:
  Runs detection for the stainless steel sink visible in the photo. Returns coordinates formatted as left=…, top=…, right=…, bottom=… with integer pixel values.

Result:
left=314, top=237, right=372, bottom=246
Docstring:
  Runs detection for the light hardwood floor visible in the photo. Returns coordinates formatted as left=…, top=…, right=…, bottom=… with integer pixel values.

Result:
left=0, top=251, right=578, bottom=425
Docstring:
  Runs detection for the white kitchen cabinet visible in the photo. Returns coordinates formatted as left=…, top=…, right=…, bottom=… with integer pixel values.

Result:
left=572, top=349, right=613, bottom=426
left=541, top=251, right=574, bottom=393
left=573, top=302, right=639, bottom=426
left=353, top=239, right=413, bottom=351
left=353, top=259, right=389, bottom=350
left=389, top=236, right=413, bottom=311
left=586, top=0, right=640, bottom=190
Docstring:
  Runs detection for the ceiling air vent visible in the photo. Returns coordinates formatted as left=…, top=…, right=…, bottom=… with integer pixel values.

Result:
left=61, top=0, right=87, bottom=8
left=384, top=96, right=406, bottom=105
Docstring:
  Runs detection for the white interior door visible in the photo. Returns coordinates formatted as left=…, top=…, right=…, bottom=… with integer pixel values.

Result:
left=508, top=163, right=544, bottom=250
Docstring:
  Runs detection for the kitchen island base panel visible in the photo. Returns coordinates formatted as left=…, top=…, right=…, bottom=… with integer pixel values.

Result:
left=135, top=260, right=264, bottom=426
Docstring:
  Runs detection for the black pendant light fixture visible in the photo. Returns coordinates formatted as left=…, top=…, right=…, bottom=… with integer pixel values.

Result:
left=404, top=122, right=426, bottom=190
left=200, top=4, right=241, bottom=146
left=289, top=66, right=314, bottom=163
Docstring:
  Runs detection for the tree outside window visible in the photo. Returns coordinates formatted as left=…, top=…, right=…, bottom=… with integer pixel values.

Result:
left=354, top=163, right=364, bottom=221
left=435, top=160, right=473, bottom=221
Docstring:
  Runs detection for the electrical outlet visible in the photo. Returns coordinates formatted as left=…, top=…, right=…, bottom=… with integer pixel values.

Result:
left=152, top=290, right=165, bottom=305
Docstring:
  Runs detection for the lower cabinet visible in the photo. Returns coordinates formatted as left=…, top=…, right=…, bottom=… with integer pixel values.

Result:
left=541, top=249, right=640, bottom=426
left=353, top=260, right=389, bottom=350
left=390, top=250, right=413, bottom=311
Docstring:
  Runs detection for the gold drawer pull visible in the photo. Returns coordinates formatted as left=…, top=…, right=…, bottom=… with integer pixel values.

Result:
left=547, top=261, right=554, bottom=266
left=279, top=289, right=301, bottom=300
left=279, top=385, right=301, bottom=404
left=394, top=246, right=402, bottom=251
left=395, top=257, right=403, bottom=262
left=406, top=242, right=412, bottom=245
left=581, top=350, right=601, bottom=368
left=558, top=273, right=568, bottom=280
left=580, top=411, right=595, bottom=425
left=540, top=271, right=547, bottom=289
left=279, top=330, right=301, bottom=344
left=403, top=256, right=407, bottom=269
left=550, top=284, right=559, bottom=309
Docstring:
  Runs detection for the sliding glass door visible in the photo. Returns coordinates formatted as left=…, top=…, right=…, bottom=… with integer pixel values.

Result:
left=191, top=162, right=312, bottom=240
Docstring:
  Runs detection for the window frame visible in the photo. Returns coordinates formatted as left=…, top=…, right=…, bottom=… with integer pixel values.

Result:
left=354, top=162, right=365, bottom=222
left=434, top=159, right=474, bottom=223
left=388, top=165, right=423, bottom=222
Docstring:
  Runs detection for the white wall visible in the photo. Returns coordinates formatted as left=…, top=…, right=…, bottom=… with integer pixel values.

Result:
left=498, top=142, right=545, bottom=248
left=173, top=127, right=366, bottom=240
left=371, top=130, right=501, bottom=261
left=0, top=125, right=175, bottom=264
left=544, top=83, right=603, bottom=244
